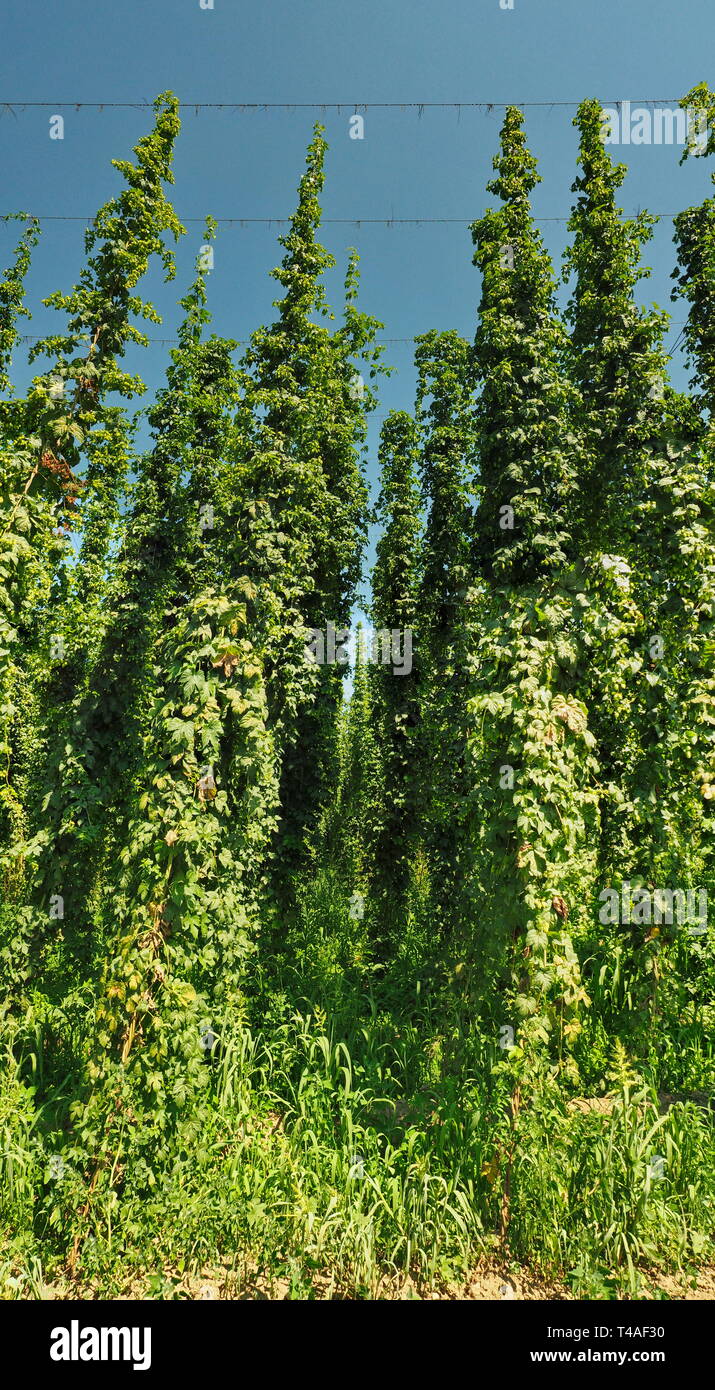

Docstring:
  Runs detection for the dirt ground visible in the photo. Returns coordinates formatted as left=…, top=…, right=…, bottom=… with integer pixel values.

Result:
left=31, top=1258, right=715, bottom=1300
left=149, top=1261, right=715, bottom=1301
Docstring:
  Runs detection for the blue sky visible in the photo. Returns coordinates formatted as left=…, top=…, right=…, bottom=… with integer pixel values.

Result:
left=2, top=0, right=715, bottom=607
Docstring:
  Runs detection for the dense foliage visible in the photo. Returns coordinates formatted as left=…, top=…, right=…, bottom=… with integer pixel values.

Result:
left=1, top=89, right=714, bottom=1300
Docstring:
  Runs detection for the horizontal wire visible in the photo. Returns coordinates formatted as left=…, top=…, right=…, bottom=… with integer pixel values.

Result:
left=4, top=330, right=689, bottom=363
left=0, top=213, right=684, bottom=226
left=0, top=98, right=691, bottom=109
left=11, top=333, right=426, bottom=346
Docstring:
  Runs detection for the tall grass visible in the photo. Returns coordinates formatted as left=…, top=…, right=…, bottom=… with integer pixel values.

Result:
left=1, top=872, right=714, bottom=1298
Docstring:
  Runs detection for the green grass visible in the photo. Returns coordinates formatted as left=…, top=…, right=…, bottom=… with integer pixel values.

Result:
left=2, top=948, right=714, bottom=1299
left=1, top=870, right=714, bottom=1299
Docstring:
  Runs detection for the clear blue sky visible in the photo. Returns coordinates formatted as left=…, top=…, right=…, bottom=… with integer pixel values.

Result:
left=2, top=0, right=715, bottom=605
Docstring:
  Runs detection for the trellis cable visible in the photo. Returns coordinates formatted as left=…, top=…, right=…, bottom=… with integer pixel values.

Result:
left=0, top=212, right=686, bottom=226
left=0, top=98, right=693, bottom=109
